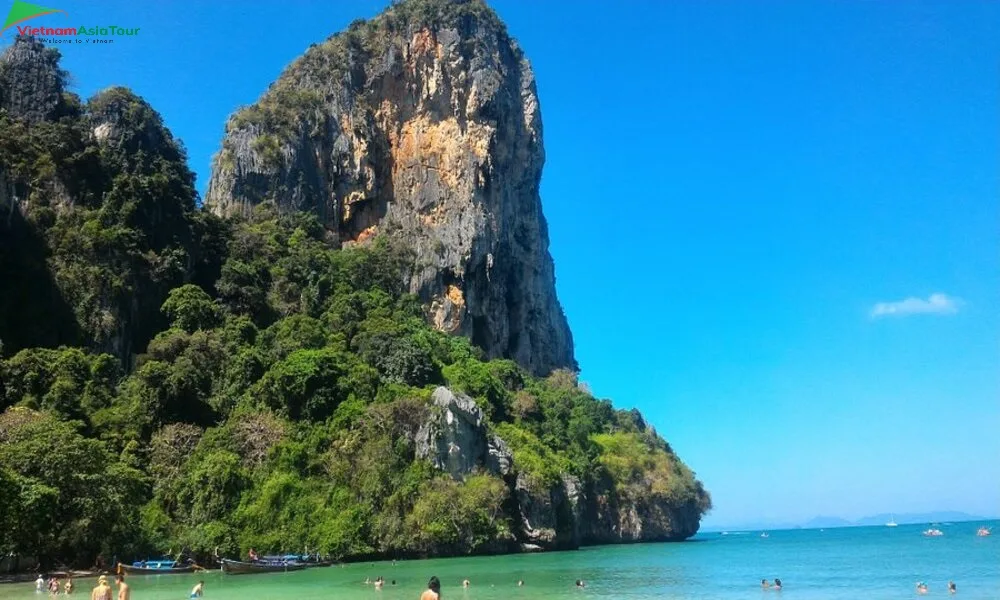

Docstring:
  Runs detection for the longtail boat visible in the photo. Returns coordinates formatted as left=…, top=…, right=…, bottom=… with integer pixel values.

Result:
left=221, top=559, right=307, bottom=575
left=261, top=555, right=335, bottom=568
left=118, top=559, right=195, bottom=575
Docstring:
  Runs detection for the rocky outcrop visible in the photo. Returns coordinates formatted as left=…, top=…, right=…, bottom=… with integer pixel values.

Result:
left=579, top=475, right=703, bottom=543
left=204, top=0, right=575, bottom=376
left=88, top=87, right=175, bottom=161
left=0, top=36, right=65, bottom=123
left=416, top=386, right=703, bottom=550
left=513, top=472, right=557, bottom=545
left=415, top=386, right=492, bottom=478
left=0, top=38, right=200, bottom=365
left=416, top=386, right=515, bottom=479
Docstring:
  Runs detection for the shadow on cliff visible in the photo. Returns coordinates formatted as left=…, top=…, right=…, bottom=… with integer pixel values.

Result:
left=0, top=205, right=80, bottom=355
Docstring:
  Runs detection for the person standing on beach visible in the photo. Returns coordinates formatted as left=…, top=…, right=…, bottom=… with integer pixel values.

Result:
left=115, top=574, right=129, bottom=600
left=420, top=576, right=441, bottom=600
left=91, top=576, right=112, bottom=600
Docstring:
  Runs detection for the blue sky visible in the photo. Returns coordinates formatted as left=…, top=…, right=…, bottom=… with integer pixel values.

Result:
left=6, top=0, right=997, bottom=527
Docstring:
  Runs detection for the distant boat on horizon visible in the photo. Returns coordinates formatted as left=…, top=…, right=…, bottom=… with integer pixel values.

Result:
left=760, top=532, right=769, bottom=538
left=886, top=514, right=898, bottom=527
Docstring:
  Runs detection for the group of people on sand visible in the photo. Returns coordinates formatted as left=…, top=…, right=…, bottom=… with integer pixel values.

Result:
left=916, top=581, right=957, bottom=595
left=760, top=578, right=783, bottom=590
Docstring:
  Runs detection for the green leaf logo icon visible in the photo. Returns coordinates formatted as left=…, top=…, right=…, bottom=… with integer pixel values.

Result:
left=2, top=0, right=67, bottom=35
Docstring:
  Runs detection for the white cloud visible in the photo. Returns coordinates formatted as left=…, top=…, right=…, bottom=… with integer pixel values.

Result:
left=870, top=293, right=962, bottom=319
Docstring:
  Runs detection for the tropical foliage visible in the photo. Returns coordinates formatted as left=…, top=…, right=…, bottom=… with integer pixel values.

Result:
left=0, top=32, right=709, bottom=568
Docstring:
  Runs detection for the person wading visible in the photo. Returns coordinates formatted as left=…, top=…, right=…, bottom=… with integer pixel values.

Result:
left=90, top=576, right=112, bottom=600
left=115, top=574, right=129, bottom=600
left=420, top=576, right=441, bottom=600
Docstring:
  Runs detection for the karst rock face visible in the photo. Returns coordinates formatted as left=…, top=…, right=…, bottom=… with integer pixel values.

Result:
left=0, top=35, right=64, bottom=123
left=204, top=0, right=575, bottom=376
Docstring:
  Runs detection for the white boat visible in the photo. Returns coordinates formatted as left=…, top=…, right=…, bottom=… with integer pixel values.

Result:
left=886, top=514, right=898, bottom=527
left=760, top=532, right=769, bottom=538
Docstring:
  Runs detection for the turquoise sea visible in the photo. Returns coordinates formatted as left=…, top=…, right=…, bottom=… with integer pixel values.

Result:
left=3, top=521, right=997, bottom=600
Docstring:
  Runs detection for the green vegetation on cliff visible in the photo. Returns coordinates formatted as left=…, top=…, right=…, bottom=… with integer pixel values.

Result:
left=0, top=31, right=709, bottom=569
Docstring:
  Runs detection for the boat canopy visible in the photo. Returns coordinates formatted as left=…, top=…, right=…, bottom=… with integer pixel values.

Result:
left=131, top=559, right=179, bottom=568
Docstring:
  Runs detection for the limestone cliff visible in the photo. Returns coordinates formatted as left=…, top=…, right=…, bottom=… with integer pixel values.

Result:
left=0, top=36, right=65, bottom=124
left=205, top=0, right=575, bottom=376
left=0, top=36, right=202, bottom=364
left=417, top=386, right=706, bottom=548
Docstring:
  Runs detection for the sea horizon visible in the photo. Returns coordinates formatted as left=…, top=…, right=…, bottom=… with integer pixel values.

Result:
left=701, top=515, right=1000, bottom=534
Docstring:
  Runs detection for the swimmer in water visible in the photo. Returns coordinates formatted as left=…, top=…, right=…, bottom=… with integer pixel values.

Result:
left=761, top=579, right=770, bottom=589
left=462, top=579, right=470, bottom=588
left=190, top=581, right=204, bottom=598
left=517, top=580, right=524, bottom=587
left=90, top=576, right=111, bottom=600
left=374, top=577, right=384, bottom=590
left=420, top=577, right=441, bottom=600
left=773, top=579, right=782, bottom=591
left=916, top=582, right=928, bottom=595
left=575, top=580, right=586, bottom=588
left=948, top=581, right=956, bottom=594
left=115, top=575, right=128, bottom=600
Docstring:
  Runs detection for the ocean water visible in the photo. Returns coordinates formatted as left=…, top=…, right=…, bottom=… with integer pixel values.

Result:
left=3, top=521, right=997, bottom=600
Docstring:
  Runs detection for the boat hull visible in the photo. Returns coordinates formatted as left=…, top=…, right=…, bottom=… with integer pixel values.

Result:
left=221, top=560, right=307, bottom=575
left=307, top=560, right=335, bottom=567
left=118, top=564, right=195, bottom=575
